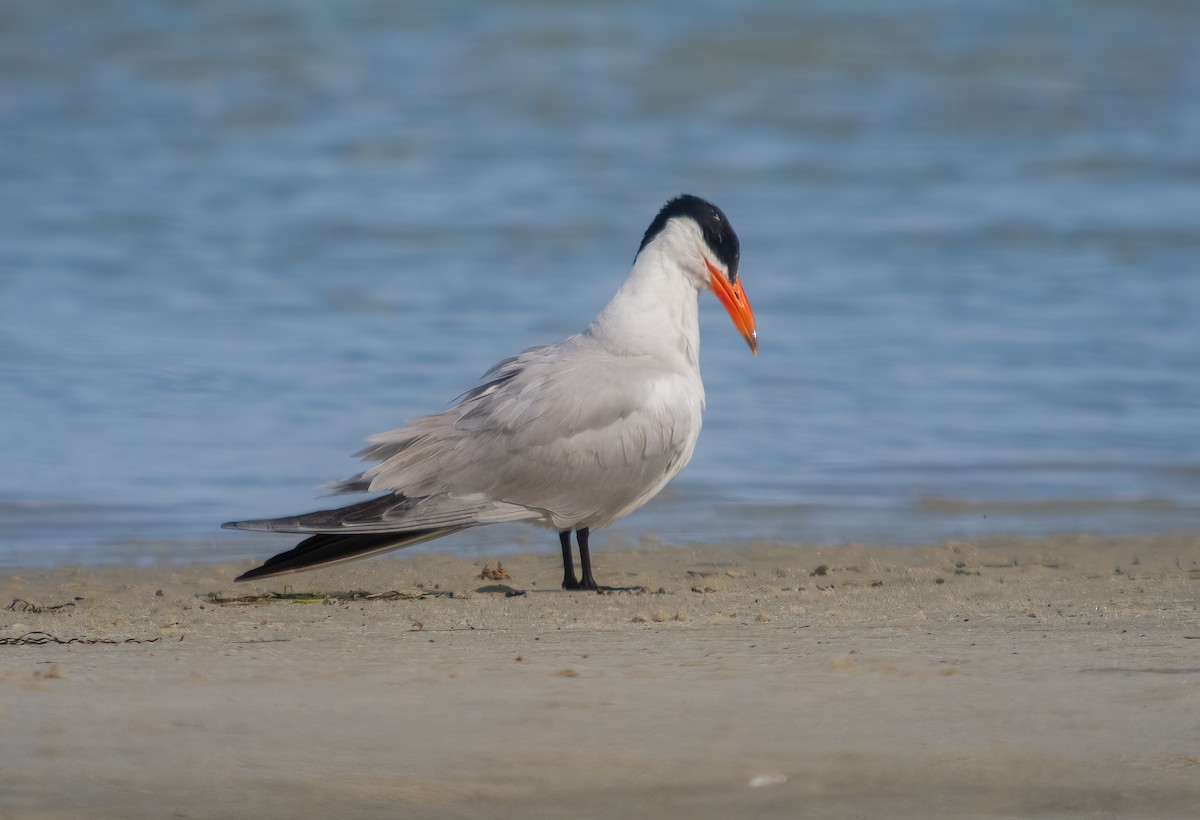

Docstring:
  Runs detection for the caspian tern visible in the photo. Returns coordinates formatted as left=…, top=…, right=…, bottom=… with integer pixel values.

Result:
left=224, top=194, right=757, bottom=590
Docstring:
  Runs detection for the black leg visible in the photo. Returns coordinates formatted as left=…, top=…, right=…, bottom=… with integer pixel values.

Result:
left=560, top=530, right=581, bottom=590
left=577, top=527, right=599, bottom=591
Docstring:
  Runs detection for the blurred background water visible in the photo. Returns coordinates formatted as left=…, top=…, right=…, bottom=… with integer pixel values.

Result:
left=2, top=0, right=1198, bottom=567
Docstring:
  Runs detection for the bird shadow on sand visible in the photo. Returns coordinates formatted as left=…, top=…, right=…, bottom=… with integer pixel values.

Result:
left=474, top=584, right=649, bottom=596
left=203, top=589, right=457, bottom=605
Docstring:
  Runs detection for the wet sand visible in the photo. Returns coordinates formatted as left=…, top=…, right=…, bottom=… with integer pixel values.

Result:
left=2, top=533, right=1199, bottom=819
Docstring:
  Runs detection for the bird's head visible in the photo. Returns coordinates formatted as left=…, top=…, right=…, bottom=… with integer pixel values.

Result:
left=638, top=194, right=758, bottom=355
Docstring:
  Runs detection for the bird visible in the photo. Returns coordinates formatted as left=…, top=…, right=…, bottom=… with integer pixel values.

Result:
left=223, top=194, right=757, bottom=590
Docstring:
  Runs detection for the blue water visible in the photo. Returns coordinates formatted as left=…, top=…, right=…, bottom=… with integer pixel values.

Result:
left=2, top=0, right=1199, bottom=567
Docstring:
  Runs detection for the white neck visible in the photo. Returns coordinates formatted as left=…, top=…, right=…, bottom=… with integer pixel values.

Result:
left=585, top=229, right=705, bottom=370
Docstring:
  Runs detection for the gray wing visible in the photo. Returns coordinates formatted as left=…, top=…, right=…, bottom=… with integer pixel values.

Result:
left=330, top=334, right=705, bottom=530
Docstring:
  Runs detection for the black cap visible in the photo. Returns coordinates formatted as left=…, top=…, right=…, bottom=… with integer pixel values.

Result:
left=638, top=194, right=741, bottom=282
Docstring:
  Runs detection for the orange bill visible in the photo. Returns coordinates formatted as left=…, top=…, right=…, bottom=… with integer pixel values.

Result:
left=706, top=259, right=758, bottom=355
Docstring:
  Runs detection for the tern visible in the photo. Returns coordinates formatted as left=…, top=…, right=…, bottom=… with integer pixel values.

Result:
left=224, top=194, right=757, bottom=590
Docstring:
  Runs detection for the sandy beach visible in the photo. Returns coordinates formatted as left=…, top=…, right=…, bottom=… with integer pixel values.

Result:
left=2, top=533, right=1198, bottom=819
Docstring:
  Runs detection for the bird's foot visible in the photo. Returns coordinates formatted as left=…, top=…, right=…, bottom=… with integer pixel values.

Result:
left=562, top=577, right=600, bottom=592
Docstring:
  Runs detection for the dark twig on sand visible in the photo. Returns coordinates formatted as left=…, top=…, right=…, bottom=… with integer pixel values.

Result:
left=0, top=631, right=165, bottom=646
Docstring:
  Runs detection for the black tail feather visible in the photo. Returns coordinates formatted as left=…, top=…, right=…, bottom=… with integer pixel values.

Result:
left=235, top=528, right=453, bottom=582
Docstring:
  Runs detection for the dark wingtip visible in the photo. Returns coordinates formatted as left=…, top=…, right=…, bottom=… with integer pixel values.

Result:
left=232, top=537, right=323, bottom=582
left=234, top=565, right=270, bottom=582
left=230, top=528, right=453, bottom=583
left=234, top=551, right=302, bottom=583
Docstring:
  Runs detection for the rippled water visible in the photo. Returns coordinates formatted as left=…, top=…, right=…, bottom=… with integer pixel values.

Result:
left=2, top=0, right=1199, bottom=566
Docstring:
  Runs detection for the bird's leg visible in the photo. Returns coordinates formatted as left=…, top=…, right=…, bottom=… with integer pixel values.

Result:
left=560, top=530, right=581, bottom=590
left=576, top=527, right=599, bottom=591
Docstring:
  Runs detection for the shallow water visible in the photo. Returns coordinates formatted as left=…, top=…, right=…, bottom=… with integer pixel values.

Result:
left=2, top=0, right=1199, bottom=566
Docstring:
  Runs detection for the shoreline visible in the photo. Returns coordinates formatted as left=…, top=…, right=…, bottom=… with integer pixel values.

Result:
left=3, top=533, right=1199, bottom=819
